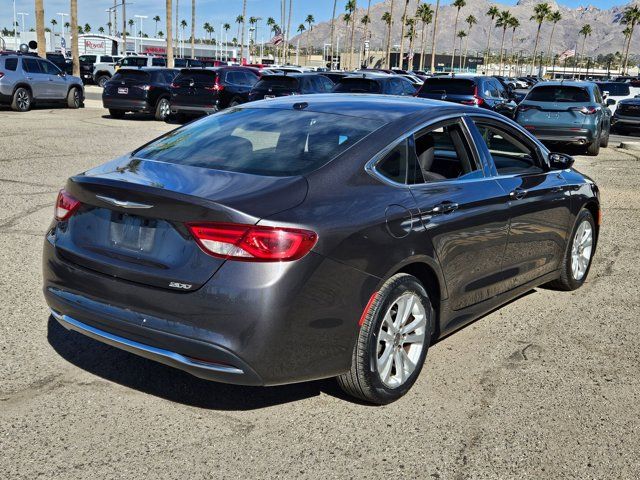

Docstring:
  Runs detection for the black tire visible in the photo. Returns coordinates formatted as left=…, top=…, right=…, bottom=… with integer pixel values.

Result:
left=600, top=126, right=610, bottom=148
left=154, top=97, right=171, bottom=121
left=96, top=75, right=110, bottom=88
left=11, top=87, right=32, bottom=112
left=229, top=98, right=241, bottom=107
left=585, top=138, right=600, bottom=156
left=545, top=209, right=596, bottom=291
left=337, top=273, right=435, bottom=405
left=66, top=87, right=81, bottom=109
left=109, top=109, right=125, bottom=119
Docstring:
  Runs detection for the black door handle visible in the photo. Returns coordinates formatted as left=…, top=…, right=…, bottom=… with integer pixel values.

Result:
left=509, top=188, right=527, bottom=200
left=429, top=201, right=459, bottom=215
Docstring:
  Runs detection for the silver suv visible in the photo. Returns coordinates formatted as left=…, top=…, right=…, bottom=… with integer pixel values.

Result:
left=0, top=53, right=84, bottom=112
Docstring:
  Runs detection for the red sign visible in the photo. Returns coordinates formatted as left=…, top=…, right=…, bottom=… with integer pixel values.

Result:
left=145, top=46, right=166, bottom=54
left=84, top=40, right=105, bottom=50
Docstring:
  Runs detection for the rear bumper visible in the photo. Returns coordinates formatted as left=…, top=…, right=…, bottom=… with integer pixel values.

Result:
left=525, top=127, right=595, bottom=145
left=612, top=115, right=640, bottom=128
left=102, top=97, right=150, bottom=112
left=169, top=103, right=218, bottom=115
left=43, top=233, right=378, bottom=386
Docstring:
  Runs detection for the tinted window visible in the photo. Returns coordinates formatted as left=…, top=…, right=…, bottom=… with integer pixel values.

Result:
left=22, top=58, right=41, bottom=73
left=597, top=82, right=630, bottom=96
left=402, top=79, right=417, bottom=95
left=300, top=77, right=315, bottom=94
left=316, top=75, right=334, bottom=92
left=388, top=79, right=404, bottom=95
left=377, top=139, right=411, bottom=184
left=135, top=109, right=383, bottom=176
left=102, top=56, right=113, bottom=63
left=4, top=58, right=17, bottom=71
left=174, top=71, right=217, bottom=84
left=111, top=70, right=151, bottom=82
left=225, top=70, right=254, bottom=85
left=473, top=121, right=543, bottom=175
left=421, top=78, right=475, bottom=95
left=333, top=78, right=381, bottom=93
left=527, top=86, right=591, bottom=103
left=253, top=76, right=299, bottom=91
left=38, top=59, right=61, bottom=75
left=121, top=57, right=149, bottom=67
left=80, top=55, right=97, bottom=63
left=151, top=58, right=167, bottom=66
left=413, top=122, right=480, bottom=182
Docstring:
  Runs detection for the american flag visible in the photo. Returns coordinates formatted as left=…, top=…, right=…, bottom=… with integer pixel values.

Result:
left=558, top=49, right=576, bottom=61
left=269, top=33, right=284, bottom=46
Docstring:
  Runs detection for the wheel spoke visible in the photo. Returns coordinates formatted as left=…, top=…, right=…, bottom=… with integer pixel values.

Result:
left=401, top=315, right=426, bottom=335
left=400, top=349, right=416, bottom=372
left=378, top=346, right=394, bottom=382
left=378, top=329, right=394, bottom=343
left=394, top=350, right=405, bottom=384
left=403, top=332, right=425, bottom=345
left=383, top=311, right=396, bottom=333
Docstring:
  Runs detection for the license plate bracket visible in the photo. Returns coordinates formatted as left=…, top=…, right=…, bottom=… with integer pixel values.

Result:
left=109, top=213, right=156, bottom=252
left=118, top=87, right=129, bottom=95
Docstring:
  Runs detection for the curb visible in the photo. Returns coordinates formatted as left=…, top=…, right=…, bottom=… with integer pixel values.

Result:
left=618, top=141, right=640, bottom=151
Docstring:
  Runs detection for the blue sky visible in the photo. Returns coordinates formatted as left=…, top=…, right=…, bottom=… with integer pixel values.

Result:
left=1, top=0, right=627, bottom=36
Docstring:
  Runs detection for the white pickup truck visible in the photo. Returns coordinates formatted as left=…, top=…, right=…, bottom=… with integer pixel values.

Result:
left=80, top=54, right=122, bottom=87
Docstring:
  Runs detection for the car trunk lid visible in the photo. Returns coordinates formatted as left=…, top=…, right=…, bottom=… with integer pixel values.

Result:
left=104, top=70, right=151, bottom=100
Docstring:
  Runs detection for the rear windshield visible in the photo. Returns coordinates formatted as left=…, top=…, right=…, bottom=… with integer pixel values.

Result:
left=333, top=78, right=381, bottom=93
left=421, top=78, right=475, bottom=94
left=111, top=70, right=151, bottom=82
left=253, top=76, right=299, bottom=91
left=134, top=108, right=383, bottom=176
left=527, top=86, right=591, bottom=102
left=597, top=82, right=630, bottom=96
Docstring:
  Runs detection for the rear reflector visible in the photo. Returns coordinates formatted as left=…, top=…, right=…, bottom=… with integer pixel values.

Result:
left=359, top=291, right=379, bottom=326
left=186, top=222, right=318, bottom=262
left=55, top=189, right=81, bottom=221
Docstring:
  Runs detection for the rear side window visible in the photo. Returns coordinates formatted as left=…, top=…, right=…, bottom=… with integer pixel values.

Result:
left=135, top=108, right=383, bottom=176
left=333, top=78, right=381, bottom=93
left=598, top=83, right=630, bottom=96
left=253, top=76, right=299, bottom=91
left=527, top=86, right=591, bottom=103
left=102, top=56, right=113, bottom=63
left=121, top=57, right=148, bottom=67
left=421, top=78, right=475, bottom=95
left=22, top=58, right=41, bottom=73
left=175, top=71, right=217, bottom=84
left=4, top=58, right=18, bottom=71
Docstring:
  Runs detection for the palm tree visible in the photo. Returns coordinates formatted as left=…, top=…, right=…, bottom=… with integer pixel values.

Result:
left=98, top=26, right=105, bottom=34
left=35, top=0, right=45, bottom=58
left=577, top=24, right=592, bottom=79
left=399, top=0, right=410, bottom=69
left=249, top=17, right=258, bottom=58
left=382, top=11, right=393, bottom=69
left=406, top=18, right=417, bottom=70
left=496, top=10, right=512, bottom=76
left=107, top=21, right=112, bottom=36
left=385, top=0, right=395, bottom=69
left=622, top=26, right=632, bottom=73
left=622, top=6, right=640, bottom=74
left=508, top=16, right=520, bottom=67
left=345, top=1, right=358, bottom=71
left=203, top=22, right=211, bottom=43
left=158, top=30, right=164, bottom=38
left=485, top=5, right=499, bottom=69
left=166, top=0, right=173, bottom=68
left=240, top=0, right=247, bottom=63
left=128, top=18, right=134, bottom=35
left=223, top=22, right=231, bottom=51
left=50, top=18, right=58, bottom=35
left=361, top=1, right=372, bottom=67
left=457, top=31, right=467, bottom=69
left=530, top=3, right=551, bottom=75
left=190, top=0, right=196, bottom=59
left=236, top=15, right=244, bottom=48
left=545, top=11, right=562, bottom=66
left=450, top=0, right=466, bottom=71
left=180, top=19, right=187, bottom=54
left=417, top=3, right=434, bottom=71
left=430, top=0, right=440, bottom=73
left=85, top=23, right=92, bottom=34
left=305, top=15, right=315, bottom=65
left=64, top=22, right=70, bottom=34
left=330, top=0, right=338, bottom=68
left=70, top=0, right=79, bottom=76
left=463, top=14, right=477, bottom=69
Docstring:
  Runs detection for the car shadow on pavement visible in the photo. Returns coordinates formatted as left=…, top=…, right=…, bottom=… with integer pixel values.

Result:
left=46, top=316, right=356, bottom=410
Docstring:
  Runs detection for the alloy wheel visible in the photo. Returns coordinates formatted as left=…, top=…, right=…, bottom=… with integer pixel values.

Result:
left=376, top=292, right=427, bottom=388
left=17, top=90, right=29, bottom=111
left=571, top=220, right=593, bottom=281
left=159, top=99, right=170, bottom=119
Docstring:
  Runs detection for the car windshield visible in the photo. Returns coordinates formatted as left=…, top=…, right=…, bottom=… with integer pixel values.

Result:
left=333, top=78, right=381, bottom=93
left=420, top=78, right=475, bottom=95
left=134, top=108, right=384, bottom=176
left=527, top=86, right=591, bottom=102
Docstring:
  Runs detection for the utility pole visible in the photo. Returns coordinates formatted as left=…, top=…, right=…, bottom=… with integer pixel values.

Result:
left=122, top=0, right=127, bottom=56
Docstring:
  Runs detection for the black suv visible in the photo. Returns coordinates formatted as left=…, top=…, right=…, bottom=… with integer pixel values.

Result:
left=170, top=67, right=259, bottom=117
left=332, top=74, right=417, bottom=96
left=416, top=76, right=516, bottom=117
left=103, top=67, right=179, bottom=121
left=46, top=53, right=73, bottom=75
left=248, top=73, right=334, bottom=101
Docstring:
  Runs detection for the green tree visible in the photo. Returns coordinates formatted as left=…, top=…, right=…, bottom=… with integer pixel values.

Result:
left=305, top=15, right=315, bottom=65
left=417, top=3, right=434, bottom=71
left=545, top=11, right=562, bottom=65
left=382, top=11, right=393, bottom=69
left=463, top=14, right=477, bottom=70
left=457, top=30, right=467, bottom=69
left=345, top=1, right=358, bottom=70
left=530, top=3, right=552, bottom=75
left=153, top=15, right=161, bottom=36
left=485, top=6, right=500, bottom=67
left=399, top=0, right=410, bottom=69
left=450, top=0, right=466, bottom=71
left=496, top=10, right=512, bottom=76
left=622, top=6, right=640, bottom=74
left=577, top=24, right=592, bottom=79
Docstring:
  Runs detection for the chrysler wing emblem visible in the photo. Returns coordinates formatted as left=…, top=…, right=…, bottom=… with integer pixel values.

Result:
left=96, top=195, right=153, bottom=209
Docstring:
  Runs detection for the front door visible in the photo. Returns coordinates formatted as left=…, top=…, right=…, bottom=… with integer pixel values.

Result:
left=38, top=59, right=68, bottom=100
left=468, top=117, right=571, bottom=288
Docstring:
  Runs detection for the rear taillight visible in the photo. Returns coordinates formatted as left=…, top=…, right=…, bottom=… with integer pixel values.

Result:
left=186, top=222, right=318, bottom=262
left=141, top=84, right=152, bottom=91
left=570, top=106, right=597, bottom=115
left=460, top=86, right=484, bottom=106
left=55, top=189, right=81, bottom=221
left=170, top=82, right=179, bottom=88
left=205, top=76, right=224, bottom=91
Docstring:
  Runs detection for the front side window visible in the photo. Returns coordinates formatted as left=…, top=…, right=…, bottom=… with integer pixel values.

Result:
left=412, top=121, right=480, bottom=182
left=135, top=109, right=383, bottom=176
left=38, top=59, right=61, bottom=75
left=472, top=121, right=543, bottom=175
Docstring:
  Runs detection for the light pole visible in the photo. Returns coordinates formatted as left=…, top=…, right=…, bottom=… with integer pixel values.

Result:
left=57, top=12, right=68, bottom=36
left=17, top=12, right=28, bottom=37
left=134, top=15, right=147, bottom=53
left=13, top=0, right=17, bottom=40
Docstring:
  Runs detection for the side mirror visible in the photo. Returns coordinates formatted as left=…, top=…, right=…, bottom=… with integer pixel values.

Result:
left=549, top=152, right=574, bottom=170
left=607, top=98, right=616, bottom=106
left=58, top=71, right=66, bottom=77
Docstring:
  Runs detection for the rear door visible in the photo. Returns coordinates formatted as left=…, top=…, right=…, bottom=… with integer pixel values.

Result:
left=467, top=116, right=571, bottom=287
left=406, top=118, right=512, bottom=311
left=171, top=69, right=217, bottom=106
left=21, top=57, right=48, bottom=99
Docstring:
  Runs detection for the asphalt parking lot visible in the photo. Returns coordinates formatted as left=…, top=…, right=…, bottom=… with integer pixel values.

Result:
left=1, top=103, right=639, bottom=480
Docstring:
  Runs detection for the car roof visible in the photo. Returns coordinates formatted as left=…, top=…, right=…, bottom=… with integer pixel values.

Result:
left=119, top=67, right=177, bottom=72
left=532, top=80, right=594, bottom=88
left=240, top=93, right=474, bottom=123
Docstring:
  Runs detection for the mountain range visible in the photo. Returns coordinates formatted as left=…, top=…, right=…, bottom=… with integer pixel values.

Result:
left=291, top=0, right=640, bottom=58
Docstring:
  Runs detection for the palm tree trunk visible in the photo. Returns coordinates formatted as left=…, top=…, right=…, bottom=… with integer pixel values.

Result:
left=451, top=11, right=460, bottom=71
left=623, top=25, right=634, bottom=74
left=386, top=0, right=396, bottom=69
left=35, top=0, right=46, bottom=58
left=399, top=0, right=409, bottom=69
left=484, top=20, right=493, bottom=69
left=70, top=0, right=79, bottom=76
left=578, top=35, right=587, bottom=80
left=306, top=28, right=311, bottom=65
left=166, top=0, right=174, bottom=68
left=349, top=2, right=357, bottom=70
left=499, top=28, right=507, bottom=76
left=330, top=0, right=338, bottom=68
left=463, top=26, right=472, bottom=68
left=190, top=0, right=195, bottom=58
left=363, top=0, right=372, bottom=67
left=546, top=23, right=557, bottom=67
left=430, top=0, right=440, bottom=73
left=510, top=28, right=516, bottom=68
left=531, top=23, right=542, bottom=75
left=419, top=24, right=427, bottom=71
left=239, top=0, right=247, bottom=63
left=285, top=0, right=293, bottom=64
